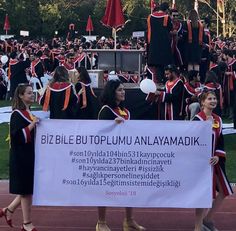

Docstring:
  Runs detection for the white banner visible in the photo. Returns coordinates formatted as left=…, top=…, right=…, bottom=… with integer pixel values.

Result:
left=33, top=120, right=212, bottom=208
left=20, top=30, right=29, bottom=36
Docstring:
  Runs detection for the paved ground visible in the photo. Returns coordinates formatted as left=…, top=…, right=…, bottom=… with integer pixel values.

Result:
left=0, top=181, right=235, bottom=231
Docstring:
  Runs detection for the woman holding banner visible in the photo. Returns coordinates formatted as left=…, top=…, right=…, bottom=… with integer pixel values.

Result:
left=193, top=90, right=233, bottom=231
left=0, top=84, right=39, bottom=231
left=97, top=79, right=145, bottom=231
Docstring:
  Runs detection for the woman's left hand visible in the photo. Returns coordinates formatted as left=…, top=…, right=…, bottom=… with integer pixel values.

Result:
left=209, top=156, right=219, bottom=165
left=115, top=117, right=124, bottom=124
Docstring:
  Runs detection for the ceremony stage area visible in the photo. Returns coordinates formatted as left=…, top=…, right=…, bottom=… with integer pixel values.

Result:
left=0, top=181, right=235, bottom=231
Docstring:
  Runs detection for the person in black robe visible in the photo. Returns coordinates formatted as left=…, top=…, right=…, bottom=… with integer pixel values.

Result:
left=75, top=66, right=98, bottom=119
left=0, top=75, right=7, bottom=99
left=66, top=23, right=76, bottom=42
left=147, top=2, right=173, bottom=83
left=183, top=70, right=201, bottom=119
left=193, top=90, right=233, bottom=231
left=74, top=45, right=91, bottom=70
left=222, top=49, right=236, bottom=118
left=183, top=9, right=205, bottom=72
left=39, top=66, right=78, bottom=119
left=9, top=52, right=30, bottom=98
left=30, top=50, right=45, bottom=88
left=96, top=79, right=145, bottom=231
left=41, top=48, right=53, bottom=73
left=147, top=65, right=184, bottom=120
left=0, top=84, right=39, bottom=231
left=199, top=17, right=212, bottom=83
left=170, top=9, right=184, bottom=69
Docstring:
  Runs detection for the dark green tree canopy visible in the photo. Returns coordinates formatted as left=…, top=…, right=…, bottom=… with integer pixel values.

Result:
left=0, top=0, right=235, bottom=38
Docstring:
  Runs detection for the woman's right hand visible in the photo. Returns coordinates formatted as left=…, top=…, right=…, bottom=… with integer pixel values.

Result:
left=28, top=117, right=40, bottom=131
left=32, top=116, right=40, bottom=125
left=209, top=156, right=219, bottom=166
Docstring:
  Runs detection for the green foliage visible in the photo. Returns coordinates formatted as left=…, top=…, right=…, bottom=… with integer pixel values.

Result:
left=0, top=1, right=235, bottom=42
left=4, top=0, right=41, bottom=36
left=225, top=134, right=236, bottom=183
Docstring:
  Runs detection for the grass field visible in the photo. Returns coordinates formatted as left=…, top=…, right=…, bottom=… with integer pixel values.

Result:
left=0, top=101, right=236, bottom=181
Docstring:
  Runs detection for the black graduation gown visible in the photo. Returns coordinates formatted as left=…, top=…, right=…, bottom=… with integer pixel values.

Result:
left=98, top=105, right=130, bottom=121
left=199, top=29, right=211, bottom=82
left=193, top=111, right=233, bottom=198
left=31, top=59, right=44, bottom=78
left=41, top=55, right=53, bottom=73
left=9, top=110, right=35, bottom=195
left=183, top=21, right=205, bottom=64
left=9, top=59, right=31, bottom=97
left=159, top=78, right=184, bottom=120
left=147, top=12, right=173, bottom=66
left=183, top=82, right=201, bottom=118
left=0, top=80, right=7, bottom=99
left=172, top=21, right=184, bottom=67
left=75, top=82, right=98, bottom=119
left=210, top=64, right=222, bottom=85
left=39, top=82, right=78, bottom=119
left=74, top=54, right=91, bottom=70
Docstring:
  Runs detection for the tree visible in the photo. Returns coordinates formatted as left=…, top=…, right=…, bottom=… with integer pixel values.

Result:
left=0, top=0, right=234, bottom=38
left=3, top=0, right=41, bottom=37
left=121, top=0, right=149, bottom=36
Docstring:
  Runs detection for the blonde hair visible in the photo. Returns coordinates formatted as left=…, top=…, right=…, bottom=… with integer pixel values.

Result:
left=200, top=90, right=216, bottom=107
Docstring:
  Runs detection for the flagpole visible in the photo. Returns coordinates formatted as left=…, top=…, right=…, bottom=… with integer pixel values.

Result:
left=217, top=0, right=219, bottom=37
left=194, top=0, right=198, bottom=13
left=222, top=0, right=226, bottom=37
left=114, top=28, right=117, bottom=74
left=172, top=0, right=176, bottom=9
left=114, top=29, right=117, bottom=50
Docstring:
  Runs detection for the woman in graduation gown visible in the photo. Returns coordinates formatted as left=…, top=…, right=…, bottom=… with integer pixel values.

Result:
left=96, top=80, right=145, bottom=231
left=0, top=84, right=39, bottom=231
left=193, top=90, right=233, bottom=231
left=75, top=66, right=98, bottom=119
left=183, top=9, right=205, bottom=71
left=39, top=66, right=78, bottom=119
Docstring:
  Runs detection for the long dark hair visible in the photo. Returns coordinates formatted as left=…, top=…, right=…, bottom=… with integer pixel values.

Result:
left=100, top=79, right=124, bottom=109
left=76, top=66, right=91, bottom=84
left=51, top=66, right=69, bottom=85
left=12, top=84, right=33, bottom=110
left=188, top=9, right=199, bottom=28
left=205, top=70, right=218, bottom=88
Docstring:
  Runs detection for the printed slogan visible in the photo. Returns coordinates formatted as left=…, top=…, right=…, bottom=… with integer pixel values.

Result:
left=33, top=120, right=212, bottom=208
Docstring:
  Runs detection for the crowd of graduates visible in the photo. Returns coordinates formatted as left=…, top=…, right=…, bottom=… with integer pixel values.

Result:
left=145, top=2, right=236, bottom=127
left=0, top=4, right=235, bottom=125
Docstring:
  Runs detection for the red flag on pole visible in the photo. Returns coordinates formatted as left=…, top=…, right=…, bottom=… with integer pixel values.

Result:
left=4, top=14, right=10, bottom=35
left=101, top=0, right=125, bottom=29
left=86, top=15, right=94, bottom=35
